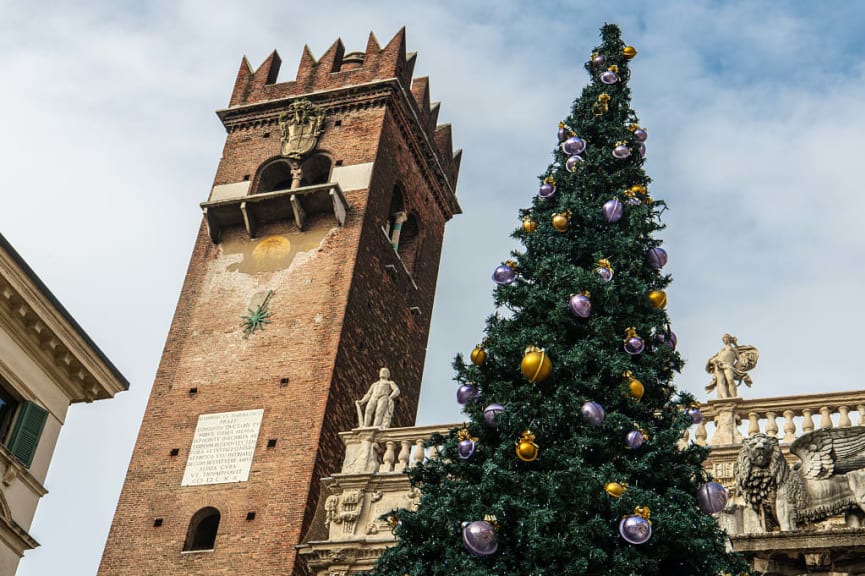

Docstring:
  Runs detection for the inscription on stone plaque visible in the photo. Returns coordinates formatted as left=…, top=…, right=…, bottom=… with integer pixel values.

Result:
left=181, top=409, right=264, bottom=486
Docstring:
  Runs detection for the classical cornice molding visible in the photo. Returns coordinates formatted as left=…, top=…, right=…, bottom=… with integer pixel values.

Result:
left=0, top=237, right=128, bottom=403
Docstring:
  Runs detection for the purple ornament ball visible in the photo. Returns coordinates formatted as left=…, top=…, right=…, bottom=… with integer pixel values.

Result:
left=457, top=438, right=477, bottom=460
left=626, top=430, right=645, bottom=450
left=600, top=70, right=618, bottom=84
left=633, top=128, right=648, bottom=142
left=561, top=136, right=586, bottom=156
left=612, top=144, right=631, bottom=159
left=686, top=406, right=703, bottom=425
left=602, top=199, right=624, bottom=223
left=565, top=155, right=584, bottom=173
left=492, top=265, right=517, bottom=286
left=639, top=142, right=646, bottom=158
left=696, top=482, right=729, bottom=514
left=456, top=384, right=479, bottom=405
left=462, top=520, right=498, bottom=557
left=483, top=403, right=504, bottom=428
left=619, top=515, right=652, bottom=544
left=624, top=336, right=645, bottom=355
left=580, top=401, right=605, bottom=426
left=538, top=182, right=556, bottom=199
left=568, top=294, right=591, bottom=318
left=647, top=247, right=668, bottom=270
left=658, top=326, right=677, bottom=350
left=595, top=265, right=613, bottom=283
left=592, top=53, right=606, bottom=67
left=557, top=126, right=567, bottom=141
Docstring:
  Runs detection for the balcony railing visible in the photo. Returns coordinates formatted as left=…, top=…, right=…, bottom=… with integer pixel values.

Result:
left=686, top=390, right=865, bottom=446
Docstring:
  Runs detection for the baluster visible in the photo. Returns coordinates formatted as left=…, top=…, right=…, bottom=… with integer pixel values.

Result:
left=839, top=406, right=852, bottom=428
left=748, top=412, right=760, bottom=436
left=678, top=428, right=690, bottom=450
left=802, top=408, right=815, bottom=434
left=819, top=406, right=833, bottom=429
left=765, top=412, right=779, bottom=437
left=379, top=441, right=396, bottom=473
left=857, top=405, right=865, bottom=426
left=428, top=445, right=440, bottom=460
left=695, top=421, right=707, bottom=446
left=395, top=440, right=412, bottom=472
left=411, top=438, right=425, bottom=467
left=782, top=410, right=796, bottom=443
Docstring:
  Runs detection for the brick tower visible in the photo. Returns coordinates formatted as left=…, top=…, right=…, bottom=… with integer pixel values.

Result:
left=99, top=29, right=460, bottom=575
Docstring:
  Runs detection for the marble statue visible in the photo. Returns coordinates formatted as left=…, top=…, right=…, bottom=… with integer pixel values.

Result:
left=736, top=430, right=865, bottom=532
left=356, top=368, right=400, bottom=428
left=705, top=334, right=759, bottom=399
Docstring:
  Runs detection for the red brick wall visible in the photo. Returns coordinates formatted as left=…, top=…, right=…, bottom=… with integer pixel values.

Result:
left=99, top=34, right=459, bottom=576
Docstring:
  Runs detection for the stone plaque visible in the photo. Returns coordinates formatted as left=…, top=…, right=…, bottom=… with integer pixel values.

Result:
left=181, top=409, right=264, bottom=486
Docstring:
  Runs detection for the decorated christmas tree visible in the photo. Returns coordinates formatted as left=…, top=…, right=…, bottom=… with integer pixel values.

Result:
left=369, top=24, right=749, bottom=576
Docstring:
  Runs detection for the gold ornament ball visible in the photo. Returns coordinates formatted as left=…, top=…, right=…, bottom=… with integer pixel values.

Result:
left=648, top=290, right=667, bottom=308
left=515, top=431, right=539, bottom=462
left=521, top=347, right=553, bottom=383
left=628, top=377, right=645, bottom=401
left=551, top=213, right=569, bottom=232
left=522, top=216, right=538, bottom=234
left=470, top=346, right=486, bottom=365
left=605, top=482, right=627, bottom=498
left=623, top=46, right=637, bottom=59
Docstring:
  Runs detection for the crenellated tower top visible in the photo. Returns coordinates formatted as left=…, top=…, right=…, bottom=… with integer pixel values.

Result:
left=224, top=29, right=461, bottom=200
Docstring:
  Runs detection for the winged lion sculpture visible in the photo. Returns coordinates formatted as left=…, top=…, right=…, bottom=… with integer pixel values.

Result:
left=737, top=428, right=865, bottom=531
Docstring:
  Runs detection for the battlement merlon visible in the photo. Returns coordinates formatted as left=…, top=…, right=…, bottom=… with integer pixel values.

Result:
left=221, top=28, right=461, bottom=215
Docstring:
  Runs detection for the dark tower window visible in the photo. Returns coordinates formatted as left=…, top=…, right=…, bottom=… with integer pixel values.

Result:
left=299, top=154, right=332, bottom=187
left=398, top=214, right=421, bottom=274
left=254, top=160, right=294, bottom=194
left=183, top=507, right=221, bottom=551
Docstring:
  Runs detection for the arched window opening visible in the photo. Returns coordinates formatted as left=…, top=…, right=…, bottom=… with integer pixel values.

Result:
left=386, top=186, right=405, bottom=240
left=254, top=161, right=293, bottom=194
left=299, top=154, right=332, bottom=187
left=183, top=507, right=221, bottom=551
left=397, top=213, right=421, bottom=275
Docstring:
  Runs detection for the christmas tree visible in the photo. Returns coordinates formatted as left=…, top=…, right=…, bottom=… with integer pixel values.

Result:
left=370, top=24, right=748, bottom=576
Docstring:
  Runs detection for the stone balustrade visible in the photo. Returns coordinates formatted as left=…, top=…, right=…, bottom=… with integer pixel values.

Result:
left=687, top=391, right=865, bottom=447
left=299, top=389, right=865, bottom=576
left=339, top=424, right=454, bottom=475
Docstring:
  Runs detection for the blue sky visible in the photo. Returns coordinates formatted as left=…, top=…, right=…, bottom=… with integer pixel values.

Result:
left=4, top=1, right=865, bottom=574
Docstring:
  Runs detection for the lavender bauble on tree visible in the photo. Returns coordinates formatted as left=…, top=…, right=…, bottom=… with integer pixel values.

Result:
left=369, top=24, right=748, bottom=576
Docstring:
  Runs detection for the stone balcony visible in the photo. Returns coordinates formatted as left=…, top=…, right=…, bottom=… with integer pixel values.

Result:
left=298, top=389, right=865, bottom=576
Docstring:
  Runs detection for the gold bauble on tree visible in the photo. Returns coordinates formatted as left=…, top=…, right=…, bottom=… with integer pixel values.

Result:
left=648, top=290, right=667, bottom=309
left=605, top=482, right=627, bottom=498
left=521, top=345, right=553, bottom=383
left=624, top=371, right=644, bottom=401
left=623, top=45, right=637, bottom=59
left=522, top=216, right=538, bottom=234
left=470, top=344, right=487, bottom=365
left=551, top=211, right=571, bottom=232
left=515, top=430, right=539, bottom=462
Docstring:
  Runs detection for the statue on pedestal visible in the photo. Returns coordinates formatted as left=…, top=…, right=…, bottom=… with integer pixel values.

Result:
left=705, top=334, right=759, bottom=399
left=356, top=368, right=400, bottom=428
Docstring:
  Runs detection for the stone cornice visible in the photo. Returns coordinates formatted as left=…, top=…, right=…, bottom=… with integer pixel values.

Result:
left=0, top=236, right=128, bottom=403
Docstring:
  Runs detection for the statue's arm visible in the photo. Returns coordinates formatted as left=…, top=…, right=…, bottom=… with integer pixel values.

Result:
left=357, top=387, right=373, bottom=406
left=389, top=382, right=400, bottom=400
